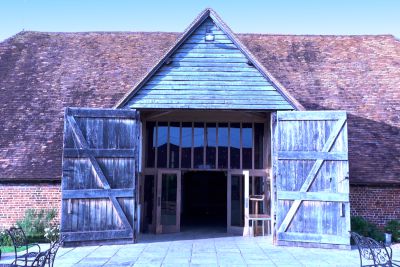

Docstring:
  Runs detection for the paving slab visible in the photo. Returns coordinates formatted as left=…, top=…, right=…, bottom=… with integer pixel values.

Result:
left=1, top=233, right=399, bottom=266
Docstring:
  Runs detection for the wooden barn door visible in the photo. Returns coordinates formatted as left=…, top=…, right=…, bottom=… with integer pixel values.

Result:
left=272, top=111, right=350, bottom=248
left=61, top=108, right=140, bottom=244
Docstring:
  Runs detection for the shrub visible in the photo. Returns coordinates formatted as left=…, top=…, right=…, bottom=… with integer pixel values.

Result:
left=351, top=216, right=384, bottom=242
left=16, top=209, right=57, bottom=243
left=385, top=220, right=400, bottom=242
left=44, top=224, right=60, bottom=243
left=0, top=230, right=12, bottom=246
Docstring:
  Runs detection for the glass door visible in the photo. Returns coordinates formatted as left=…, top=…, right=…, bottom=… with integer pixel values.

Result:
left=156, top=170, right=181, bottom=233
left=227, top=171, right=246, bottom=235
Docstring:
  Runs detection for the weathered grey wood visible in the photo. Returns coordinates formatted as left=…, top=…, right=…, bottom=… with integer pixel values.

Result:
left=277, top=116, right=347, bottom=233
left=129, top=103, right=294, bottom=110
left=273, top=111, right=350, bottom=247
left=142, top=84, right=275, bottom=90
left=154, top=71, right=261, bottom=77
left=146, top=80, right=268, bottom=86
left=131, top=99, right=290, bottom=105
left=172, top=52, right=245, bottom=58
left=69, top=108, right=136, bottom=118
left=278, top=111, right=347, bottom=121
left=138, top=89, right=282, bottom=96
left=168, top=61, right=250, bottom=66
left=64, top=148, right=135, bottom=158
left=138, top=89, right=282, bottom=99
left=277, top=232, right=349, bottom=245
left=62, top=189, right=135, bottom=199
left=64, top=229, right=133, bottom=242
left=160, top=66, right=258, bottom=72
left=61, top=107, right=138, bottom=244
left=150, top=75, right=266, bottom=81
left=123, top=17, right=294, bottom=111
left=278, top=151, right=348, bottom=160
left=277, top=191, right=349, bottom=202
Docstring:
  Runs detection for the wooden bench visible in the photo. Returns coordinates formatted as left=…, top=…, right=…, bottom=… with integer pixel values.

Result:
left=350, top=231, right=400, bottom=267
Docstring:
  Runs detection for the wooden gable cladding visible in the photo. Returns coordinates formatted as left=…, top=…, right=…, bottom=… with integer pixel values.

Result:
left=272, top=111, right=350, bottom=248
left=61, top=108, right=139, bottom=244
left=124, top=17, right=294, bottom=110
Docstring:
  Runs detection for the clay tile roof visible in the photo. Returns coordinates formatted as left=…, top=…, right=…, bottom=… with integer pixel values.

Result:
left=0, top=31, right=399, bottom=184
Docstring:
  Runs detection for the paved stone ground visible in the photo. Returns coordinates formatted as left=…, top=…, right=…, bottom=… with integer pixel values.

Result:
left=1, top=233, right=399, bottom=267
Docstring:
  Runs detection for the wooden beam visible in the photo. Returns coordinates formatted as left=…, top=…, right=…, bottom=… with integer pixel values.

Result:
left=64, top=148, right=135, bottom=158
left=110, top=197, right=134, bottom=231
left=277, top=191, right=349, bottom=202
left=278, top=151, right=347, bottom=160
left=64, top=229, right=133, bottom=242
left=277, top=232, right=350, bottom=245
left=68, top=108, right=136, bottom=118
left=62, top=189, right=135, bottom=199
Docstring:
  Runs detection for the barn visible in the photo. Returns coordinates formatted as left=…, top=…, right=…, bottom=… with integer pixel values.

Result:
left=0, top=9, right=399, bottom=248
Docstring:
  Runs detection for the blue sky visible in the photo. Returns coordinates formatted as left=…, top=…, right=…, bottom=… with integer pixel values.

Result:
left=1, top=0, right=399, bottom=41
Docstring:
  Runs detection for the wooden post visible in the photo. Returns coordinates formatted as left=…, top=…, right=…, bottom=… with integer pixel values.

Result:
left=243, top=170, right=250, bottom=236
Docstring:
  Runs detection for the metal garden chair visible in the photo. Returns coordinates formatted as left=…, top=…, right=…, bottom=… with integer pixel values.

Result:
left=350, top=231, right=400, bottom=267
left=45, top=235, right=64, bottom=267
left=6, top=227, right=41, bottom=267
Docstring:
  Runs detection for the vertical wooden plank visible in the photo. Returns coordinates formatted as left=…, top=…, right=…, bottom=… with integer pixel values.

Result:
left=243, top=170, right=250, bottom=236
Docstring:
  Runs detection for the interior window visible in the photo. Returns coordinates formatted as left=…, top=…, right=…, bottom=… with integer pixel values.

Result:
left=181, top=122, right=192, bottom=168
left=193, top=122, right=204, bottom=168
left=146, top=122, right=156, bottom=168
left=242, top=123, right=253, bottom=169
left=169, top=122, right=180, bottom=168
left=157, top=122, right=168, bottom=168
left=218, top=123, right=228, bottom=169
left=206, top=123, right=217, bottom=169
left=230, top=123, right=240, bottom=169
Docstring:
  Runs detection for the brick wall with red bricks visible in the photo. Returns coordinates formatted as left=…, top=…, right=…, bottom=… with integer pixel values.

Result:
left=0, top=183, right=61, bottom=229
left=0, top=183, right=399, bottom=230
left=350, top=185, right=400, bottom=228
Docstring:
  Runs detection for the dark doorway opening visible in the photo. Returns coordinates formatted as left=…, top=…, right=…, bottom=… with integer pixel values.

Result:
left=181, top=171, right=227, bottom=231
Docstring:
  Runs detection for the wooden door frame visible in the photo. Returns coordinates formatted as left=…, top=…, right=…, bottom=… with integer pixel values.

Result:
left=140, top=169, right=157, bottom=233
left=227, top=169, right=269, bottom=236
left=156, top=169, right=181, bottom=234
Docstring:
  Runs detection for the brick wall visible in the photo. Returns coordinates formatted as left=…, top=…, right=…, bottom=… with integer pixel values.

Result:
left=0, top=182, right=61, bottom=230
left=350, top=185, right=400, bottom=228
left=0, top=182, right=399, bottom=231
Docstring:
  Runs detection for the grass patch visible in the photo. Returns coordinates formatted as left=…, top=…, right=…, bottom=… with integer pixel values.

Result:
left=1, top=245, right=34, bottom=253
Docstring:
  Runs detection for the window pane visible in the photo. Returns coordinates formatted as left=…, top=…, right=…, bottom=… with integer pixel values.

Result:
left=157, top=122, right=168, bottom=168
left=206, top=123, right=216, bottom=169
left=194, top=122, right=204, bottom=168
left=254, top=123, right=264, bottom=169
left=143, top=175, right=155, bottom=230
left=146, top=122, right=156, bottom=168
left=218, top=123, right=228, bottom=169
left=230, top=123, right=240, bottom=169
left=169, top=122, right=180, bottom=168
left=161, top=173, right=177, bottom=225
left=181, top=122, right=192, bottom=168
left=231, top=175, right=244, bottom=227
left=242, top=123, right=253, bottom=169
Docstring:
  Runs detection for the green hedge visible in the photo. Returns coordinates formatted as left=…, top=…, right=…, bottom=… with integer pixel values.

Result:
left=351, top=216, right=384, bottom=242
left=385, top=220, right=400, bottom=242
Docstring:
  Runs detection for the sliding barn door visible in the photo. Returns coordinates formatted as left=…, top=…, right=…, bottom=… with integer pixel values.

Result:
left=272, top=111, right=350, bottom=248
left=61, top=108, right=140, bottom=244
